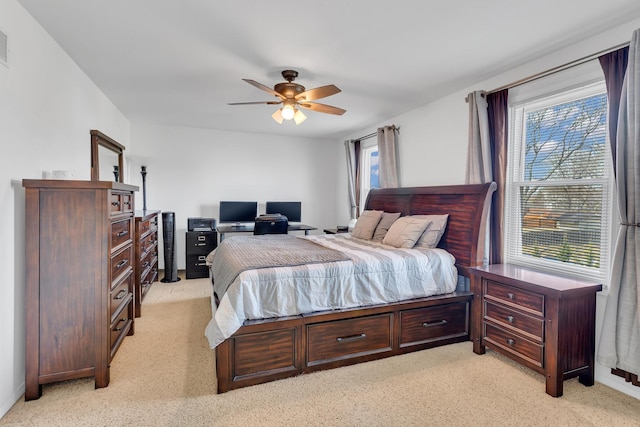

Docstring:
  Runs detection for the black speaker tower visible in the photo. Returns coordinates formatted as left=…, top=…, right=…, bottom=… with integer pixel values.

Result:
left=161, top=211, right=181, bottom=283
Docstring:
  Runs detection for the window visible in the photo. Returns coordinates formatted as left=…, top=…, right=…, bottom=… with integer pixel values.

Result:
left=505, top=78, right=612, bottom=283
left=360, top=140, right=379, bottom=213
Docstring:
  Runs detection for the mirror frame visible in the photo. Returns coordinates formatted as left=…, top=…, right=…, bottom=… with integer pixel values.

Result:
left=90, top=129, right=125, bottom=182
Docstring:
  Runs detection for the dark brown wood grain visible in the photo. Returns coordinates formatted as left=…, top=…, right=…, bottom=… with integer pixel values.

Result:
left=470, top=263, right=602, bottom=397
left=134, top=210, right=160, bottom=317
left=23, top=179, right=138, bottom=400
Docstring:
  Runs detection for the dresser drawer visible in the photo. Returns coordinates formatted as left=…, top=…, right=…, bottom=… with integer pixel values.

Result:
left=109, top=192, right=134, bottom=215
left=307, top=314, right=392, bottom=366
left=140, top=232, right=157, bottom=257
left=484, top=300, right=544, bottom=342
left=110, top=270, right=133, bottom=322
left=139, top=247, right=158, bottom=275
left=141, top=267, right=158, bottom=294
left=484, top=280, right=544, bottom=316
left=111, top=218, right=132, bottom=250
left=484, top=323, right=543, bottom=367
left=399, top=302, right=468, bottom=347
left=110, top=296, right=133, bottom=358
left=111, top=245, right=132, bottom=285
left=138, top=216, right=158, bottom=236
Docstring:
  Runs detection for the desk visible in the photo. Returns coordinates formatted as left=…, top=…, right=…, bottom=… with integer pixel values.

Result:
left=217, top=224, right=317, bottom=241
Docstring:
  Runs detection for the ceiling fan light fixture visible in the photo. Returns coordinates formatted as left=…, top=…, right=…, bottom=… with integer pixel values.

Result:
left=272, top=108, right=284, bottom=124
left=281, top=104, right=295, bottom=120
left=293, top=109, right=306, bottom=125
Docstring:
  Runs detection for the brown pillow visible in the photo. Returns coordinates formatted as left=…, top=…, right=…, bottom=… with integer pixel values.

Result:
left=382, top=216, right=431, bottom=248
left=372, top=212, right=401, bottom=241
left=351, top=210, right=383, bottom=240
left=413, top=214, right=449, bottom=249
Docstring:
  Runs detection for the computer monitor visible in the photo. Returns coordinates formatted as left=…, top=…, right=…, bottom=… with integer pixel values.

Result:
left=265, top=201, right=301, bottom=223
left=219, top=201, right=258, bottom=225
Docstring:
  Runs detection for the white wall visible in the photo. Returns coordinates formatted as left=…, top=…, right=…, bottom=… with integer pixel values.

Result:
left=0, top=0, right=131, bottom=418
left=129, top=123, right=338, bottom=270
left=335, top=17, right=640, bottom=400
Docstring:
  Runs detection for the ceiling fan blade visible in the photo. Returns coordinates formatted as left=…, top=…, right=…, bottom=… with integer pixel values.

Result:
left=295, top=84, right=341, bottom=101
left=298, top=102, right=346, bottom=115
left=228, top=101, right=282, bottom=105
left=243, top=79, right=285, bottom=99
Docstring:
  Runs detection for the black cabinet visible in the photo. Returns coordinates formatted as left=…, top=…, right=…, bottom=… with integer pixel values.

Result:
left=185, top=231, right=217, bottom=279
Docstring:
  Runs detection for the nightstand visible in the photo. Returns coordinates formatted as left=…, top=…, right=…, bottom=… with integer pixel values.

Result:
left=470, top=264, right=602, bottom=397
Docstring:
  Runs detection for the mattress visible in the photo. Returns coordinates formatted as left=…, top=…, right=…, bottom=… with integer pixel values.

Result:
left=205, top=233, right=458, bottom=348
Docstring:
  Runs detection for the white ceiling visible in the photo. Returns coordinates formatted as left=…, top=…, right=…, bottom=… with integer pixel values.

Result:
left=16, top=0, right=640, bottom=140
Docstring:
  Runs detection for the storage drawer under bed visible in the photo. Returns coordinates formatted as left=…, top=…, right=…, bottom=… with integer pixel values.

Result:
left=306, top=314, right=393, bottom=366
left=399, top=301, right=469, bottom=348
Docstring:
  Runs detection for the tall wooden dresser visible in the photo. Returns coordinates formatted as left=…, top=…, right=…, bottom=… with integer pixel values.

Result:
left=134, top=210, right=160, bottom=317
left=23, top=179, right=138, bottom=400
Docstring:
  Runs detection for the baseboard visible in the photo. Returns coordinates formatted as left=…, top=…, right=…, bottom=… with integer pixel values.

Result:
left=0, top=383, right=24, bottom=420
left=595, top=363, right=640, bottom=400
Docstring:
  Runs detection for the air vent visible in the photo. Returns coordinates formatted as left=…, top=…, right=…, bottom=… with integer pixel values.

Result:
left=0, top=29, right=8, bottom=67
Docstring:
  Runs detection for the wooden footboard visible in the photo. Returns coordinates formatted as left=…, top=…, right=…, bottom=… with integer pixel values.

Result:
left=216, top=292, right=472, bottom=393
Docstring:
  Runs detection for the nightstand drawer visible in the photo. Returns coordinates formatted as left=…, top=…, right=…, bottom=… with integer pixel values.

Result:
left=307, top=314, right=392, bottom=366
left=484, top=300, right=544, bottom=342
left=484, top=280, right=544, bottom=316
left=484, top=323, right=543, bottom=367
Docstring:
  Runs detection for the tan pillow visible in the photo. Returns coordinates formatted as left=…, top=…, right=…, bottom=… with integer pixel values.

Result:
left=351, top=210, right=383, bottom=240
left=372, top=212, right=401, bottom=241
left=382, top=216, right=431, bottom=248
left=413, top=214, right=449, bottom=249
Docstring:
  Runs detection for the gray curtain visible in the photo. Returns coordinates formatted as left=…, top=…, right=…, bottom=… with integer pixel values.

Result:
left=466, top=91, right=492, bottom=184
left=598, top=29, right=640, bottom=377
left=344, top=140, right=358, bottom=220
left=377, top=125, right=399, bottom=188
left=466, top=90, right=492, bottom=266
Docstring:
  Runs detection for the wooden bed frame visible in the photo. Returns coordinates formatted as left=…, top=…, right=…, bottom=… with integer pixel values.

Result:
left=215, top=182, right=496, bottom=393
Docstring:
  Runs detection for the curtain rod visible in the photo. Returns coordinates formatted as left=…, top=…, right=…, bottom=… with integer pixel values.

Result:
left=486, top=41, right=630, bottom=95
left=354, top=125, right=399, bottom=142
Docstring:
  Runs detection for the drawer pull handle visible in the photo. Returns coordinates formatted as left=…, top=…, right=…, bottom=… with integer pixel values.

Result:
left=142, top=261, right=149, bottom=268
left=111, top=201, right=121, bottom=207
left=196, top=243, right=207, bottom=247
left=116, top=259, right=128, bottom=269
left=506, top=315, right=515, bottom=323
left=124, top=201, right=131, bottom=206
left=336, top=333, right=366, bottom=343
left=114, top=318, right=127, bottom=332
left=422, top=320, right=448, bottom=327
left=116, top=230, right=129, bottom=237
left=507, top=292, right=515, bottom=300
left=196, top=263, right=207, bottom=267
left=198, top=236, right=206, bottom=241
left=506, top=338, right=515, bottom=346
left=114, top=289, right=127, bottom=300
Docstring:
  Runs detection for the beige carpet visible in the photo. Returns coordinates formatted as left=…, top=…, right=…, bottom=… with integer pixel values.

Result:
left=2, top=277, right=639, bottom=427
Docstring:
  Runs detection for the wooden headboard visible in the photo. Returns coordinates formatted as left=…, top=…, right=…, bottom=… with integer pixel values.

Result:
left=364, top=182, right=497, bottom=277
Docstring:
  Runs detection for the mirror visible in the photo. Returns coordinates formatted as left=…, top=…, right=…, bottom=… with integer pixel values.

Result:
left=90, top=130, right=124, bottom=182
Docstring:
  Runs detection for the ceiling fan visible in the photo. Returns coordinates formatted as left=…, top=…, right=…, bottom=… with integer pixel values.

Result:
left=228, top=70, right=346, bottom=125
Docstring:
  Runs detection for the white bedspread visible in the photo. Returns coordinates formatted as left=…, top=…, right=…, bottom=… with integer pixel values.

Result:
left=205, top=234, right=458, bottom=348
